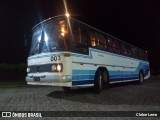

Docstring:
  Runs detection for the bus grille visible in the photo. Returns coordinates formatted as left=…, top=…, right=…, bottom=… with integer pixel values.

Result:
left=29, top=64, right=53, bottom=73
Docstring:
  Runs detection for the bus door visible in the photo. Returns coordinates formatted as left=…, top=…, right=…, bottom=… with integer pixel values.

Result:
left=108, top=39, right=123, bottom=83
left=122, top=61, right=132, bottom=81
left=109, top=56, right=123, bottom=83
left=121, top=43, right=132, bottom=81
left=130, top=47, right=139, bottom=80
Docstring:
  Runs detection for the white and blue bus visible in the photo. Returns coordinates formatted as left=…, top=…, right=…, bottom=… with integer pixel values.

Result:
left=26, top=15, right=150, bottom=93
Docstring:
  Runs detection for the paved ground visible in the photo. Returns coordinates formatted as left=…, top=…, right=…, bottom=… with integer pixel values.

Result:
left=0, top=79, right=160, bottom=120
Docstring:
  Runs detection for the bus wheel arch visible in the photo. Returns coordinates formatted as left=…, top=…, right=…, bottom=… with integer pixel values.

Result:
left=94, top=67, right=109, bottom=93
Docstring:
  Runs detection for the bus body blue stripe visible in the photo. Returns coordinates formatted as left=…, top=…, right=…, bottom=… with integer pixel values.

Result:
left=72, top=71, right=139, bottom=86
left=72, top=77, right=139, bottom=85
left=72, top=60, right=149, bottom=85
left=72, top=74, right=139, bottom=81
left=72, top=70, right=96, bottom=75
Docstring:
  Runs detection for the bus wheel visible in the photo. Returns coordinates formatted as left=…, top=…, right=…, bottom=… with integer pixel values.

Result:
left=94, top=70, right=105, bottom=93
left=102, top=70, right=109, bottom=90
left=138, top=72, right=144, bottom=84
left=62, top=87, right=71, bottom=92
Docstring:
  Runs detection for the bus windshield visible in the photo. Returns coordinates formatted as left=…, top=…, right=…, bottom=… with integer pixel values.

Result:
left=30, top=19, right=69, bottom=56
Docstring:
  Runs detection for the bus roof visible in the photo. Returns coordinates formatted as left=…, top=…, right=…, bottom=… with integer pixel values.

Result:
left=32, top=15, right=65, bottom=30
left=71, top=18, right=146, bottom=52
left=32, top=15, right=147, bottom=52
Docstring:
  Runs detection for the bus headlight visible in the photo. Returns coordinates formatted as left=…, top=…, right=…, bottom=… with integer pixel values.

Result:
left=51, top=64, right=63, bottom=72
left=57, top=64, right=62, bottom=71
left=51, top=65, right=57, bottom=71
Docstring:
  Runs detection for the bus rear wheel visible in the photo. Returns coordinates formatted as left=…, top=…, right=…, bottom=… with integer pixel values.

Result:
left=94, top=69, right=108, bottom=93
left=138, top=72, right=144, bottom=84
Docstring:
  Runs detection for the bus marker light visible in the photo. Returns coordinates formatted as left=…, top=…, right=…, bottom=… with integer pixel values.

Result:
left=27, top=67, right=30, bottom=72
left=64, top=53, right=70, bottom=57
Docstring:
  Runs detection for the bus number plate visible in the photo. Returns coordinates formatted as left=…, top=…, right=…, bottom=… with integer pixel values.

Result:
left=33, top=77, right=40, bottom=81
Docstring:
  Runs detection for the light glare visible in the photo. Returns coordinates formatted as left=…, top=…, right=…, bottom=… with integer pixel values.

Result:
left=45, top=33, right=48, bottom=41
left=38, top=33, right=48, bottom=42
left=38, top=35, right=41, bottom=42
left=57, top=64, right=62, bottom=71
left=61, top=32, right=65, bottom=36
left=65, top=13, right=70, bottom=17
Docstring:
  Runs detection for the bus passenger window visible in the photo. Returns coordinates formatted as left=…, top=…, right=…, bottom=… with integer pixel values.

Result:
left=127, top=45, right=132, bottom=56
left=104, top=36, right=107, bottom=49
left=80, top=27, right=88, bottom=52
left=121, top=43, right=131, bottom=56
left=108, top=38, right=114, bottom=52
left=97, top=34, right=107, bottom=49
left=138, top=49, right=145, bottom=60
left=131, top=47, right=138, bottom=58
left=114, top=40, right=121, bottom=54
left=90, top=32, right=96, bottom=47
left=73, top=25, right=88, bottom=53
left=145, top=52, right=148, bottom=61
left=122, top=44, right=131, bottom=56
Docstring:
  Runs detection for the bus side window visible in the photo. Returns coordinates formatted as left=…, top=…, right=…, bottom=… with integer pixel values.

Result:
left=73, top=24, right=87, bottom=52
left=113, top=40, right=121, bottom=54
left=104, top=36, right=108, bottom=49
left=138, top=49, right=145, bottom=60
left=72, top=24, right=79, bottom=42
left=127, top=45, right=132, bottom=56
left=108, top=38, right=114, bottom=52
left=145, top=52, right=148, bottom=61
left=90, top=32, right=96, bottom=47
left=98, top=34, right=107, bottom=50
left=131, top=47, right=138, bottom=58
left=80, top=27, right=88, bottom=47
left=121, top=43, right=131, bottom=56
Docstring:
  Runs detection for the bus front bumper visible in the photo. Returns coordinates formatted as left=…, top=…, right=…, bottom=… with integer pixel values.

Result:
left=26, top=74, right=72, bottom=87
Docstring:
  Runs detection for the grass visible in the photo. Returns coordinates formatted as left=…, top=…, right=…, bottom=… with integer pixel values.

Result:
left=0, top=80, right=43, bottom=89
left=0, top=81, right=28, bottom=88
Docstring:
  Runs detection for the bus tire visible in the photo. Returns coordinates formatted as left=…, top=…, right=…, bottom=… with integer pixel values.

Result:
left=103, top=70, right=110, bottom=90
left=94, top=69, right=107, bottom=93
left=138, top=71, right=144, bottom=84
left=62, top=87, right=71, bottom=92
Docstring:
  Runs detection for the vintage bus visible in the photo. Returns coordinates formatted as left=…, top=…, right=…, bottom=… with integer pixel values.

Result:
left=26, top=15, right=150, bottom=93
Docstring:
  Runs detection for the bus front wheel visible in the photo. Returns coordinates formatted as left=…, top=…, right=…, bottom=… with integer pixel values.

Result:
left=94, top=70, right=107, bottom=93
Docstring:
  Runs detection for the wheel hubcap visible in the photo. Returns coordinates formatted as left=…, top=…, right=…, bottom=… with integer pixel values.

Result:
left=140, top=74, right=143, bottom=82
left=99, top=75, right=102, bottom=88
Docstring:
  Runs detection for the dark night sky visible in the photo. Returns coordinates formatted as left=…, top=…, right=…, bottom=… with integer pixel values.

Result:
left=0, top=0, right=160, bottom=73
